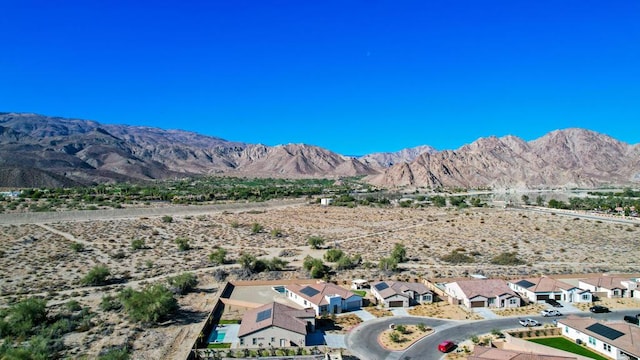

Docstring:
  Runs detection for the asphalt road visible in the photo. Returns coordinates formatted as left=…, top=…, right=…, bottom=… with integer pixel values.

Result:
left=346, top=310, right=640, bottom=360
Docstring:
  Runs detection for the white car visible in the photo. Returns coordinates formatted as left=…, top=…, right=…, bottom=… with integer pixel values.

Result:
left=541, top=309, right=562, bottom=317
left=519, top=318, right=540, bottom=327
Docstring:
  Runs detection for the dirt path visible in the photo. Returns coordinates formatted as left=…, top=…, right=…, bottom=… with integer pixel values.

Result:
left=36, top=223, right=112, bottom=264
left=0, top=199, right=307, bottom=225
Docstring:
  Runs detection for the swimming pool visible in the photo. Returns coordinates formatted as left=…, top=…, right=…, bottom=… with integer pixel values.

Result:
left=207, top=328, right=227, bottom=343
left=273, top=285, right=285, bottom=294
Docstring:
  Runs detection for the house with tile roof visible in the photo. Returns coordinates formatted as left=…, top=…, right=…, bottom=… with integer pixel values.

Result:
left=285, top=282, right=362, bottom=316
left=578, top=276, right=638, bottom=299
left=237, top=302, right=316, bottom=348
left=444, top=278, right=521, bottom=309
left=470, top=346, right=577, bottom=360
left=557, top=316, right=640, bottom=359
left=371, top=280, right=433, bottom=308
left=508, top=277, right=592, bottom=303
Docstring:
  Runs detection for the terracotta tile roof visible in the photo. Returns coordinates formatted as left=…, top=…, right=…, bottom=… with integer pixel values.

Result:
left=238, top=302, right=315, bottom=338
left=511, top=277, right=578, bottom=292
left=470, top=346, right=576, bottom=360
left=580, top=276, right=632, bottom=290
left=453, top=279, right=518, bottom=299
left=372, top=281, right=431, bottom=299
left=559, top=316, right=640, bottom=357
left=286, top=282, right=358, bottom=306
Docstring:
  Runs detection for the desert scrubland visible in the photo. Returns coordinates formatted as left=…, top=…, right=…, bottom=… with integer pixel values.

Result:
left=1, top=202, right=639, bottom=358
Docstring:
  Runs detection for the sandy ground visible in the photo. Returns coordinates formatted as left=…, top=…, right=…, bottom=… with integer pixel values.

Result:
left=2, top=202, right=640, bottom=358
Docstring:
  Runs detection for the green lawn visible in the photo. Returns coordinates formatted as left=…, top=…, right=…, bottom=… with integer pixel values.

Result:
left=207, top=343, right=231, bottom=349
left=351, top=290, right=367, bottom=297
left=529, top=337, right=609, bottom=360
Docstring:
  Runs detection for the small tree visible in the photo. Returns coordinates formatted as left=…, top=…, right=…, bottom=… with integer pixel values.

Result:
left=378, top=257, right=398, bottom=273
left=167, top=272, right=198, bottom=295
left=391, top=243, right=407, bottom=263
left=208, top=247, right=227, bottom=265
left=521, top=195, right=530, bottom=205
left=265, top=257, right=288, bottom=271
left=536, top=195, right=544, bottom=206
left=81, top=265, right=111, bottom=286
left=307, top=236, right=325, bottom=249
left=303, top=256, right=328, bottom=278
left=389, top=331, right=401, bottom=343
left=431, top=195, right=447, bottom=207
left=395, top=324, right=407, bottom=334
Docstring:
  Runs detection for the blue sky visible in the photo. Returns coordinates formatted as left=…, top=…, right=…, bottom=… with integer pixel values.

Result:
left=1, top=1, right=639, bottom=155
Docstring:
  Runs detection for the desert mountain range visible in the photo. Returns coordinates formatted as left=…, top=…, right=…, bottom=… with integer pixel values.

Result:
left=0, top=112, right=638, bottom=189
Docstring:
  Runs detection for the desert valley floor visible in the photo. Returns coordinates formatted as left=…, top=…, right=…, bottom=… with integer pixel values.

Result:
left=1, top=200, right=639, bottom=358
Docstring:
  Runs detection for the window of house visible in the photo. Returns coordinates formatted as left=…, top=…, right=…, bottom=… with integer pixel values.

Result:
left=271, top=337, right=275, bottom=343
left=603, top=343, right=611, bottom=352
left=304, top=300, right=307, bottom=305
left=240, top=338, right=244, bottom=345
left=510, top=298, right=518, bottom=304
left=588, top=337, right=596, bottom=345
left=565, top=326, right=569, bottom=333
left=252, top=338, right=257, bottom=345
left=582, top=294, right=590, bottom=300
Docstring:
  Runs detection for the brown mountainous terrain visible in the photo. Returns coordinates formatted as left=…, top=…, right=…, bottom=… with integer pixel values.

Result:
left=368, top=129, right=640, bottom=189
left=0, top=113, right=378, bottom=186
left=1, top=112, right=638, bottom=189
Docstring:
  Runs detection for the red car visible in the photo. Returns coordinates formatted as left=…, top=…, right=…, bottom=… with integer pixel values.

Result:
left=438, top=340, right=456, bottom=353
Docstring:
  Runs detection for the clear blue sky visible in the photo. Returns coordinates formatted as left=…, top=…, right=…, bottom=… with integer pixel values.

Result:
left=1, top=1, right=639, bottom=155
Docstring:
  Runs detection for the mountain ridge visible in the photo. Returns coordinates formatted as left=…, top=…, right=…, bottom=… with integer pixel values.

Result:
left=1, top=112, right=638, bottom=189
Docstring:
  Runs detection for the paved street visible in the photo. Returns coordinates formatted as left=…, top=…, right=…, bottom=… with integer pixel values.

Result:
left=345, top=309, right=640, bottom=360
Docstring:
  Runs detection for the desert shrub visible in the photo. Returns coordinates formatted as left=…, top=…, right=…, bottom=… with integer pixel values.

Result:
left=161, top=215, right=173, bottom=223
left=490, top=252, right=525, bottom=265
left=167, top=272, right=198, bottom=295
left=324, top=249, right=345, bottom=262
left=81, top=265, right=111, bottom=286
left=307, top=236, right=325, bottom=249
left=0, top=297, right=47, bottom=337
left=70, top=242, right=84, bottom=252
left=250, top=222, right=263, bottom=234
left=119, top=285, right=178, bottom=324
left=100, top=295, right=122, bottom=312
left=130, top=239, right=145, bottom=250
left=440, top=250, right=474, bottom=264
left=175, top=237, right=190, bottom=251
left=302, top=256, right=328, bottom=278
left=64, top=300, right=81, bottom=312
left=209, top=247, right=227, bottom=265
left=270, top=228, right=283, bottom=237
left=98, top=347, right=130, bottom=360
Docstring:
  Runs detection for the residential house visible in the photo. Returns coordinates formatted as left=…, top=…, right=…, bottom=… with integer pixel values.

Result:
left=444, top=279, right=521, bottom=309
left=557, top=316, right=640, bottom=360
left=371, top=280, right=433, bottom=308
left=470, top=346, right=577, bottom=360
left=285, top=282, right=362, bottom=316
left=579, top=276, right=638, bottom=299
left=508, top=277, right=592, bottom=303
left=237, top=302, right=316, bottom=348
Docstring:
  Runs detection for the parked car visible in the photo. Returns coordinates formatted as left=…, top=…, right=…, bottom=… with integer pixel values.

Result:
left=590, top=305, right=610, bottom=313
left=623, top=315, right=639, bottom=325
left=438, top=340, right=456, bottom=353
left=545, top=299, right=563, bottom=308
left=541, top=309, right=562, bottom=317
left=519, top=318, right=541, bottom=327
